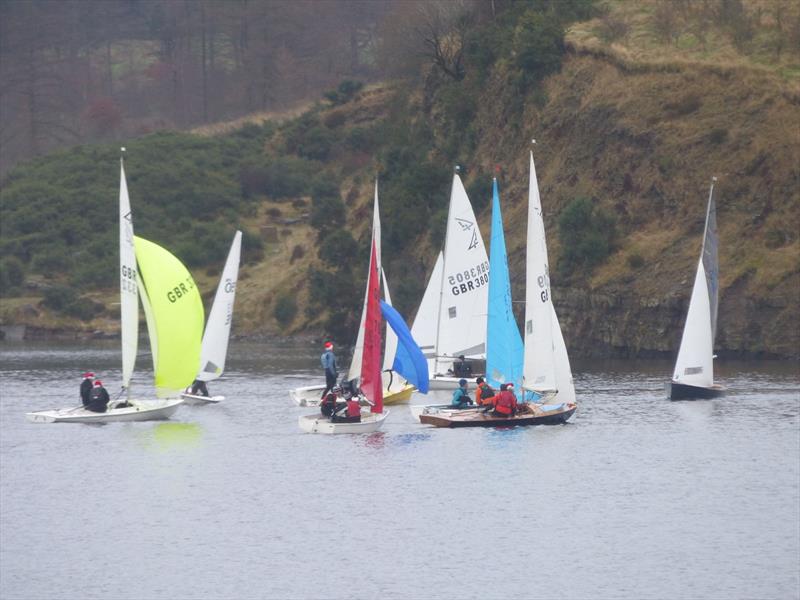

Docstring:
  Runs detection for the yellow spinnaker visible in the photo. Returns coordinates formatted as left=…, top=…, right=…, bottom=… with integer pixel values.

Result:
left=134, top=236, right=204, bottom=397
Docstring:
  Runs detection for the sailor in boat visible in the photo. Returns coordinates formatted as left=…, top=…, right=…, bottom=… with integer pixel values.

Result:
left=320, top=341, right=339, bottom=399
left=451, top=379, right=474, bottom=409
left=489, top=383, right=518, bottom=417
left=331, top=394, right=361, bottom=423
left=189, top=379, right=209, bottom=397
left=86, top=380, right=110, bottom=413
left=474, top=377, right=495, bottom=407
left=450, top=355, right=472, bottom=378
left=80, top=372, right=95, bottom=407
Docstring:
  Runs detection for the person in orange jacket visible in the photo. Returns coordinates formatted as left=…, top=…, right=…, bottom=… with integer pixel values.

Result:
left=491, top=383, right=518, bottom=417
left=474, top=377, right=495, bottom=406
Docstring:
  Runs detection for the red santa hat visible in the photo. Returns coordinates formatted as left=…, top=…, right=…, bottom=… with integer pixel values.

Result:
left=82, top=372, right=94, bottom=379
left=93, top=380, right=103, bottom=387
left=324, top=342, right=333, bottom=349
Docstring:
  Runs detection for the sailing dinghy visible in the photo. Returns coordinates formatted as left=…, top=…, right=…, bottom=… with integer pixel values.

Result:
left=420, top=152, right=576, bottom=427
left=299, top=229, right=389, bottom=433
left=667, top=179, right=724, bottom=400
left=182, top=230, right=242, bottom=405
left=411, top=170, right=490, bottom=390
left=27, top=155, right=201, bottom=423
left=290, top=183, right=422, bottom=407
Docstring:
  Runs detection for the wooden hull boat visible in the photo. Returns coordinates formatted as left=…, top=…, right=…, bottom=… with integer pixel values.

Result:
left=26, top=399, right=184, bottom=424
left=291, top=383, right=415, bottom=407
left=298, top=409, right=389, bottom=434
left=180, top=392, right=224, bottom=405
left=419, top=403, right=576, bottom=428
left=666, top=382, right=725, bottom=400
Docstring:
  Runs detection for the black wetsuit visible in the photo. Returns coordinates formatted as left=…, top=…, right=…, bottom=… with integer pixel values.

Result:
left=191, top=379, right=209, bottom=397
left=80, top=379, right=93, bottom=407
left=87, top=386, right=110, bottom=413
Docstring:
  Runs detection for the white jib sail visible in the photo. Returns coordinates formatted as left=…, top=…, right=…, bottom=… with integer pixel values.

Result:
left=119, top=157, right=138, bottom=390
left=672, top=259, right=714, bottom=387
left=411, top=251, right=444, bottom=376
left=381, top=269, right=406, bottom=390
left=434, top=174, right=489, bottom=372
left=523, top=152, right=557, bottom=393
left=349, top=181, right=381, bottom=381
left=197, top=230, right=242, bottom=382
left=551, top=303, right=576, bottom=404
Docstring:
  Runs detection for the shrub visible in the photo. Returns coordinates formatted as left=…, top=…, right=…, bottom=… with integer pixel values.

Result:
left=627, top=253, right=645, bottom=269
left=324, top=80, right=364, bottom=105
left=290, top=245, right=305, bottom=263
left=512, top=10, right=565, bottom=89
left=274, top=292, right=298, bottom=326
left=318, top=230, right=358, bottom=268
left=707, top=128, right=728, bottom=145
left=557, top=197, right=617, bottom=274
left=0, top=257, right=24, bottom=292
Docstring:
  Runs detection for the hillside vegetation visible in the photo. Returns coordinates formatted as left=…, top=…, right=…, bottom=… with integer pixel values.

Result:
left=1, top=0, right=798, bottom=358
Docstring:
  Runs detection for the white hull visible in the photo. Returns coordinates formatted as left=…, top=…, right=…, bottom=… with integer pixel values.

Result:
left=427, top=376, right=471, bottom=390
left=298, top=409, right=389, bottom=434
left=26, top=398, right=184, bottom=424
left=180, top=393, right=224, bottom=406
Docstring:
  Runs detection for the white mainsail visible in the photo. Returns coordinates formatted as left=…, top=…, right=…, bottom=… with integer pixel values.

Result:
left=522, top=152, right=557, bottom=393
left=348, top=181, right=381, bottom=382
left=411, top=251, right=443, bottom=374
left=551, top=303, right=576, bottom=404
left=432, top=173, right=489, bottom=374
left=672, top=181, right=718, bottom=388
left=198, top=231, right=242, bottom=382
left=119, top=156, right=138, bottom=391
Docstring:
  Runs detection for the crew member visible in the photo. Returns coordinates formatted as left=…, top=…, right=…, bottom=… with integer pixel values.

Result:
left=474, top=376, right=495, bottom=406
left=80, top=372, right=95, bottom=407
left=190, top=379, right=209, bottom=397
left=320, top=341, right=339, bottom=398
left=492, top=383, right=518, bottom=418
left=451, top=378, right=473, bottom=409
left=87, top=380, right=110, bottom=413
left=332, top=396, right=361, bottom=423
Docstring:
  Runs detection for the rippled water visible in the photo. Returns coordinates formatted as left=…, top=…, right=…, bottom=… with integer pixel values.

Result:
left=1, top=341, right=798, bottom=600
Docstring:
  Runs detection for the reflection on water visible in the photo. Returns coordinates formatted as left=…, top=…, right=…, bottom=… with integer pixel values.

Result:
left=147, top=422, right=204, bottom=450
left=0, top=340, right=798, bottom=600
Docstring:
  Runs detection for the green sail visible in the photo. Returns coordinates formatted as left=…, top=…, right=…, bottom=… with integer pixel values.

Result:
left=134, top=236, right=204, bottom=397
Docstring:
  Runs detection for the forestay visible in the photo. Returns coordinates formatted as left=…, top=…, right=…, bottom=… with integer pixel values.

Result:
left=197, top=231, right=241, bottom=382
left=486, top=178, right=524, bottom=397
left=134, top=236, right=205, bottom=397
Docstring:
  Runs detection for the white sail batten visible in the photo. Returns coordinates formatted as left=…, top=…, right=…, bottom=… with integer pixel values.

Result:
left=523, top=152, right=557, bottom=393
left=349, top=181, right=381, bottom=381
left=433, top=174, right=489, bottom=372
left=119, top=159, right=138, bottom=390
left=198, top=231, right=242, bottom=382
left=673, top=259, right=714, bottom=387
left=411, top=251, right=444, bottom=375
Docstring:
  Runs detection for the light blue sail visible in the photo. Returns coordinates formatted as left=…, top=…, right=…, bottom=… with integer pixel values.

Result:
left=486, top=178, right=525, bottom=399
left=380, top=300, right=430, bottom=394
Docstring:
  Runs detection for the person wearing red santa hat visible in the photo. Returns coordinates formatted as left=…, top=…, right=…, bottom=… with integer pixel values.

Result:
left=80, top=372, right=95, bottom=407
left=320, top=341, right=339, bottom=399
left=87, top=379, right=110, bottom=413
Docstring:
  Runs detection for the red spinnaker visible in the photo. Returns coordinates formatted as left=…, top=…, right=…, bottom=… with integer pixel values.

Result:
left=360, top=240, right=383, bottom=413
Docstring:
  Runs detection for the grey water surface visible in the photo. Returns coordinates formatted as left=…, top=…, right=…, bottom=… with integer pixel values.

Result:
left=0, top=340, right=798, bottom=600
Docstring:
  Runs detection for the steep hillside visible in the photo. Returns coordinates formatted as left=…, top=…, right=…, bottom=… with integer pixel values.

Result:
left=1, top=0, right=798, bottom=358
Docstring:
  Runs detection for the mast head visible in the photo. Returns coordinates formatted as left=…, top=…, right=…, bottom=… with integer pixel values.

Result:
left=454, top=165, right=461, bottom=174
left=531, top=139, right=537, bottom=145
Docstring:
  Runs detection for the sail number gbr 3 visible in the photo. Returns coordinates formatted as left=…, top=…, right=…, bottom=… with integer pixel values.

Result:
left=448, top=261, right=490, bottom=296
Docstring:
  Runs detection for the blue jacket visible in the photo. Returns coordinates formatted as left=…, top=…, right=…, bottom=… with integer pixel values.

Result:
left=321, top=350, right=338, bottom=374
left=451, top=387, right=470, bottom=406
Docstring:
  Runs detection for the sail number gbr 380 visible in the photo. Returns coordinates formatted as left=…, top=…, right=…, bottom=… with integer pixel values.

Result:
left=448, top=261, right=489, bottom=296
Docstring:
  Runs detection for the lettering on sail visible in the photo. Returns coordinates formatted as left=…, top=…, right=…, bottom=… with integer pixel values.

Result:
left=448, top=260, right=490, bottom=296
left=167, top=277, right=196, bottom=303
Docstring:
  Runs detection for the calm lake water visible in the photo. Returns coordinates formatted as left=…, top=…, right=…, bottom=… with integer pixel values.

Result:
left=0, top=340, right=798, bottom=600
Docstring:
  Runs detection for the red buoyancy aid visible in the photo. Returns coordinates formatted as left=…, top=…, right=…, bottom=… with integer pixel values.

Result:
left=494, top=391, right=517, bottom=415
left=346, top=399, right=360, bottom=418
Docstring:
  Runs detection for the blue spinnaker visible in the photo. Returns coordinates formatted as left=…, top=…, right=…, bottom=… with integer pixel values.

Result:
left=379, top=300, right=430, bottom=394
left=486, top=179, right=525, bottom=399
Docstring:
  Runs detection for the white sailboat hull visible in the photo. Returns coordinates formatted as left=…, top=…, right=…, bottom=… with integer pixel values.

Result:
left=26, top=398, right=184, bottom=424
left=298, top=410, right=389, bottom=434
left=180, top=393, right=225, bottom=405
